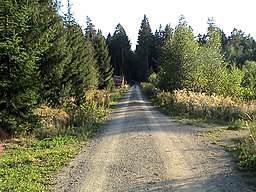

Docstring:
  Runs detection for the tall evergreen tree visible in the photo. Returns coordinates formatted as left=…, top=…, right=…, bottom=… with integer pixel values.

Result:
left=107, top=24, right=133, bottom=80
left=153, top=24, right=173, bottom=72
left=135, top=15, right=154, bottom=81
left=63, top=2, right=98, bottom=104
left=0, top=0, right=51, bottom=133
left=38, top=3, right=71, bottom=107
left=85, top=17, right=113, bottom=89
left=94, top=30, right=114, bottom=89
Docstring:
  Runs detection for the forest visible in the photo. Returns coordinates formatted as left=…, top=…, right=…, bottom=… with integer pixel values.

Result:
left=1, top=0, right=256, bottom=190
left=1, top=0, right=256, bottom=135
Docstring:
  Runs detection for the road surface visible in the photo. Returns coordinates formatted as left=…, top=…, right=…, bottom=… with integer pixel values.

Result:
left=53, top=85, right=254, bottom=192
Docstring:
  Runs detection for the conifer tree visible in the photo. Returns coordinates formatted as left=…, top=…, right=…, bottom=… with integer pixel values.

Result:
left=0, top=0, right=50, bottom=133
left=85, top=18, right=113, bottom=89
left=135, top=15, right=154, bottom=81
left=38, top=3, right=71, bottom=107
left=94, top=31, right=114, bottom=89
left=107, top=24, right=133, bottom=80
left=63, top=3, right=98, bottom=104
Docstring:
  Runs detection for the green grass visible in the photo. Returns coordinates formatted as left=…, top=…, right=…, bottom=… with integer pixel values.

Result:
left=0, top=88, right=125, bottom=191
left=0, top=125, right=100, bottom=192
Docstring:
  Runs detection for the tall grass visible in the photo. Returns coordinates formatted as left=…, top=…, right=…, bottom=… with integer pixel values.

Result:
left=34, top=89, right=124, bottom=138
left=141, top=82, right=256, bottom=170
left=156, top=89, right=256, bottom=122
left=0, top=88, right=126, bottom=191
left=236, top=119, right=256, bottom=170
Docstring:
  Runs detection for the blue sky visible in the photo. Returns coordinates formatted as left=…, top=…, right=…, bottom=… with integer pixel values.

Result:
left=61, top=0, right=256, bottom=50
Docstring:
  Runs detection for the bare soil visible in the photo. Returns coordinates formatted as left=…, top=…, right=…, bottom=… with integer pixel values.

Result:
left=52, top=85, right=255, bottom=192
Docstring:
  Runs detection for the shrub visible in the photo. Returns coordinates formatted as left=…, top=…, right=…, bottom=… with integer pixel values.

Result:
left=155, top=89, right=256, bottom=122
left=34, top=88, right=125, bottom=137
left=140, top=82, right=156, bottom=96
left=236, top=120, right=256, bottom=170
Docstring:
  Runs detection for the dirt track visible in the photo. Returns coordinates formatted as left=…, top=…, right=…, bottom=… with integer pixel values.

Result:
left=53, top=85, right=254, bottom=192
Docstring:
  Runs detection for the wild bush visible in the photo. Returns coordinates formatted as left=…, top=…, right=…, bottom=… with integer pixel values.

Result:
left=236, top=120, right=256, bottom=170
left=35, top=88, right=125, bottom=137
left=155, top=89, right=256, bottom=122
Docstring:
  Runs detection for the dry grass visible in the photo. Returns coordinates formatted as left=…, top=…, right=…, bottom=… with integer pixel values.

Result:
left=156, top=89, right=256, bottom=122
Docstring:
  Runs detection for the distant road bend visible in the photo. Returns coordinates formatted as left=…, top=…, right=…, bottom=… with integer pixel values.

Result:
left=53, top=85, right=254, bottom=192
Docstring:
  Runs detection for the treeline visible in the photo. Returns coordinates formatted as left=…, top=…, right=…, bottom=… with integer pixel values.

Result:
left=132, top=15, right=256, bottom=100
left=1, top=0, right=256, bottom=135
left=112, top=14, right=256, bottom=100
left=0, top=0, right=114, bottom=135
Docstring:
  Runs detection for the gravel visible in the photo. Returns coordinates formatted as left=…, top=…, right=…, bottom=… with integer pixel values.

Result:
left=52, top=85, right=254, bottom=192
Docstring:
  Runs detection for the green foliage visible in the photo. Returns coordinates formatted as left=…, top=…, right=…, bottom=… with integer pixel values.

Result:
left=0, top=0, right=47, bottom=134
left=140, top=82, right=156, bottom=96
left=148, top=72, right=158, bottom=86
left=228, top=119, right=245, bottom=130
left=107, top=24, right=134, bottom=80
left=64, top=21, right=98, bottom=104
left=157, top=20, right=244, bottom=99
left=94, top=31, right=114, bottom=90
left=85, top=17, right=114, bottom=90
left=242, top=61, right=256, bottom=99
left=158, top=16, right=198, bottom=91
left=235, top=120, right=256, bottom=170
left=135, top=15, right=155, bottom=82
left=223, top=29, right=256, bottom=67
left=39, top=12, right=71, bottom=107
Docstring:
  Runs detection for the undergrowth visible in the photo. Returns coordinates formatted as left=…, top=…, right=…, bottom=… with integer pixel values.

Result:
left=141, top=82, right=256, bottom=170
left=0, top=88, right=126, bottom=192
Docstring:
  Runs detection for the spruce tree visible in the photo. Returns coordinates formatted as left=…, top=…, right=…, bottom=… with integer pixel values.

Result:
left=85, top=18, right=113, bottom=89
left=135, top=15, right=154, bottom=81
left=107, top=24, right=133, bottom=80
left=38, top=4, right=71, bottom=107
left=94, top=31, right=114, bottom=89
left=0, top=0, right=49, bottom=134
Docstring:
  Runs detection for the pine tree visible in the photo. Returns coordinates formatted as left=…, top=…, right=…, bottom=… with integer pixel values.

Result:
left=0, top=0, right=50, bottom=134
left=63, top=3, right=98, bottom=104
left=153, top=24, right=173, bottom=72
left=107, top=24, right=133, bottom=80
left=94, top=31, right=114, bottom=89
left=38, top=3, right=71, bottom=107
left=85, top=18, right=113, bottom=89
left=135, top=15, right=154, bottom=81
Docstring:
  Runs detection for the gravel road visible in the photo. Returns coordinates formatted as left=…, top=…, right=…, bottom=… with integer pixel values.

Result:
left=53, top=85, right=254, bottom=192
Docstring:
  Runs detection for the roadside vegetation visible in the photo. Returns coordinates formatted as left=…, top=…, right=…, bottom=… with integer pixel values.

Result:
left=0, top=88, right=126, bottom=192
left=139, top=16, right=256, bottom=172
left=1, top=0, right=256, bottom=190
left=141, top=81, right=256, bottom=171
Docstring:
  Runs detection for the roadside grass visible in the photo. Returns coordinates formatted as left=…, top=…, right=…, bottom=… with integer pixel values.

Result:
left=140, top=82, right=256, bottom=172
left=0, top=88, right=126, bottom=192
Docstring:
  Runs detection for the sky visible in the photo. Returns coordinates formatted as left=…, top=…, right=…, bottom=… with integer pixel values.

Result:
left=61, top=0, right=256, bottom=50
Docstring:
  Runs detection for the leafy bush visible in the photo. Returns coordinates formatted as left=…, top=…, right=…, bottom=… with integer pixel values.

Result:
left=151, top=88, right=256, bottom=122
left=236, top=120, right=256, bottom=170
left=140, top=82, right=156, bottom=96
left=34, top=88, right=125, bottom=138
